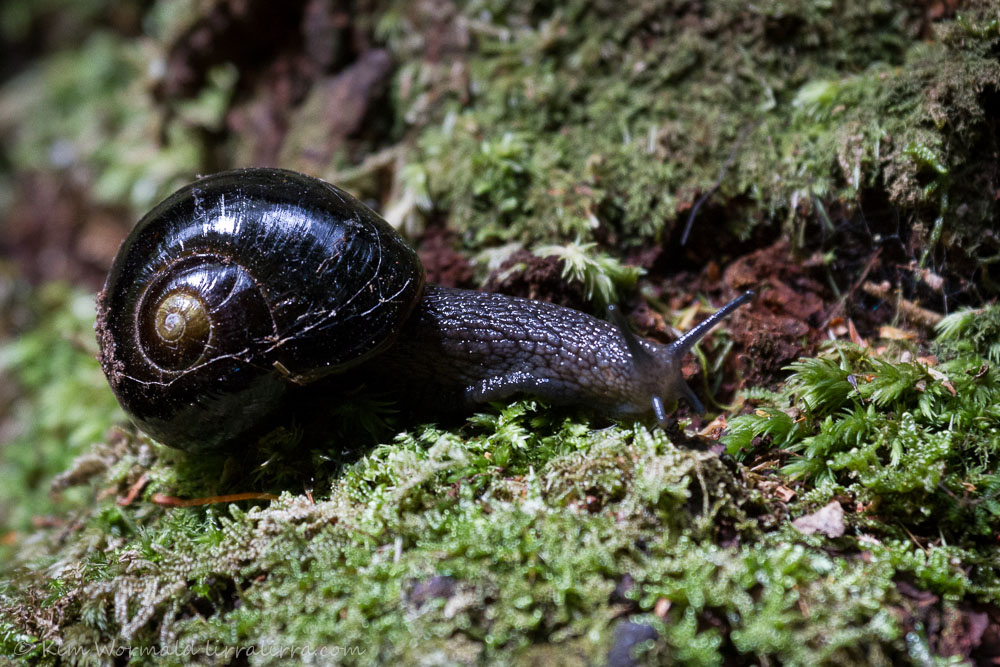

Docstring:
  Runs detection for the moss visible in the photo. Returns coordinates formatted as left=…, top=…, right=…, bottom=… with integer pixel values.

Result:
left=0, top=285, right=122, bottom=557
left=0, top=415, right=923, bottom=664
left=725, top=336, right=1000, bottom=542
left=0, top=417, right=736, bottom=660
left=722, top=308, right=1000, bottom=610
left=393, top=1, right=1000, bottom=263
left=532, top=241, right=644, bottom=308
left=935, top=305, right=1000, bottom=363
left=4, top=413, right=984, bottom=664
left=635, top=535, right=903, bottom=665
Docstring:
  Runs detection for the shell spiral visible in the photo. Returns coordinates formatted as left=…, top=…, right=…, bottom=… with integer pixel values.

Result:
left=96, top=169, right=424, bottom=452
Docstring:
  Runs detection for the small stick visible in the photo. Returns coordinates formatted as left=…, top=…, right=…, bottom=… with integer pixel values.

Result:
left=861, top=282, right=943, bottom=328
left=116, top=473, right=150, bottom=507
left=680, top=121, right=759, bottom=246
left=152, top=492, right=280, bottom=507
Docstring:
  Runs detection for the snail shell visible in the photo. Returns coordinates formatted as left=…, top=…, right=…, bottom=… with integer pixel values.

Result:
left=96, top=169, right=422, bottom=452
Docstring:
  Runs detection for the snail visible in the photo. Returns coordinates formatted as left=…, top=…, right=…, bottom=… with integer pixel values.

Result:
left=96, top=168, right=753, bottom=452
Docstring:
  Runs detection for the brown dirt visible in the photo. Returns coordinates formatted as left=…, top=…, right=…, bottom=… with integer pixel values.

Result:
left=893, top=580, right=1000, bottom=664
left=722, top=240, right=828, bottom=390
left=482, top=250, right=590, bottom=311
left=416, top=226, right=475, bottom=288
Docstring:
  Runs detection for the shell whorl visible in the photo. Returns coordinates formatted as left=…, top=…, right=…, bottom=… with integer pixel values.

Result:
left=97, top=168, right=423, bottom=452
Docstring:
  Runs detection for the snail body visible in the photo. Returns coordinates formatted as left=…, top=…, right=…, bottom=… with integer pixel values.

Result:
left=97, top=168, right=752, bottom=452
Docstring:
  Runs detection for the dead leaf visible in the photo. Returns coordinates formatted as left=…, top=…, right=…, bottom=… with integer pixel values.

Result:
left=774, top=485, right=796, bottom=502
left=792, top=501, right=845, bottom=538
left=879, top=325, right=915, bottom=340
left=654, top=598, right=671, bottom=617
left=698, top=413, right=728, bottom=437
left=848, top=319, right=867, bottom=347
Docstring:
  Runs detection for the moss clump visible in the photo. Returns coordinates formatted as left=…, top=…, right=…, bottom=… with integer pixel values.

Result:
left=935, top=305, right=1000, bottom=363
left=723, top=307, right=1000, bottom=597
left=387, top=1, right=1000, bottom=268
left=4, top=392, right=989, bottom=664
left=0, top=409, right=949, bottom=665
left=725, top=346, right=1000, bottom=546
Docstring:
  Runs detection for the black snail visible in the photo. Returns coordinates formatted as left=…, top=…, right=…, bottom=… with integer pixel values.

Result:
left=96, top=168, right=754, bottom=452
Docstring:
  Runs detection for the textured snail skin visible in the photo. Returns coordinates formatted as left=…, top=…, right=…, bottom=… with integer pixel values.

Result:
left=371, top=286, right=693, bottom=417
left=97, top=168, right=752, bottom=452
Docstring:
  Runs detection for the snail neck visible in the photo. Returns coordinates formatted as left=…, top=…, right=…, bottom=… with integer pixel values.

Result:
left=368, top=284, right=667, bottom=417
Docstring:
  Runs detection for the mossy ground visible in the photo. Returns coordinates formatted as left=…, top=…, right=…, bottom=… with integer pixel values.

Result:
left=2, top=1, right=1000, bottom=665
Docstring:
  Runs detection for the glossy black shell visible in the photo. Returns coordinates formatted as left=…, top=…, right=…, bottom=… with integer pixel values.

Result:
left=96, top=168, right=424, bottom=452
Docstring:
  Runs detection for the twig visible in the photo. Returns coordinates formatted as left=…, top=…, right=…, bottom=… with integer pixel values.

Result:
left=861, top=281, right=943, bottom=328
left=116, top=473, right=150, bottom=507
left=680, top=120, right=760, bottom=246
left=820, top=247, right=881, bottom=329
left=152, top=492, right=279, bottom=507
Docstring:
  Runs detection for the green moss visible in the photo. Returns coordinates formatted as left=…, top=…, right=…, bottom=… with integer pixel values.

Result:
left=935, top=305, right=1000, bottom=363
left=0, top=285, right=122, bottom=553
left=0, top=418, right=928, bottom=664
left=6, top=411, right=987, bottom=664
left=533, top=241, right=644, bottom=308
left=393, top=1, right=1000, bottom=260
left=635, top=535, right=902, bottom=665
left=723, top=308, right=1000, bottom=575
